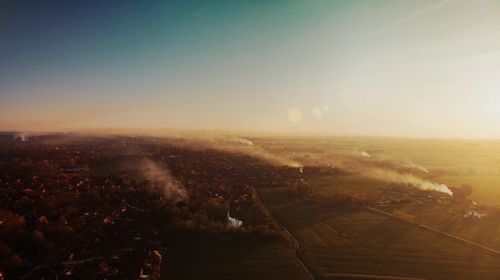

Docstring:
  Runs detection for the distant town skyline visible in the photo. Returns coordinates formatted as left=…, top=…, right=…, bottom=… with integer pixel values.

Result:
left=2, top=0, right=500, bottom=138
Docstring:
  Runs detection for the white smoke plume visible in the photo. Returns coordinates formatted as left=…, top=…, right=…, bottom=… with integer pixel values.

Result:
left=224, top=145, right=302, bottom=168
left=213, top=136, right=254, bottom=146
left=359, top=151, right=371, bottom=158
left=14, top=133, right=28, bottom=142
left=367, top=168, right=453, bottom=196
left=169, top=136, right=302, bottom=168
left=405, top=162, right=430, bottom=173
left=142, top=158, right=188, bottom=202
left=218, top=137, right=301, bottom=167
left=227, top=212, right=243, bottom=228
left=237, top=137, right=254, bottom=146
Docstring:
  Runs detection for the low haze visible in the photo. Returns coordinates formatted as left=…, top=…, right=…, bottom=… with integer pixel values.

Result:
left=3, top=2, right=500, bottom=279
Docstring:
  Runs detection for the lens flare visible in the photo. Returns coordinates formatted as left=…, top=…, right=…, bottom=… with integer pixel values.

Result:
left=288, top=108, right=302, bottom=123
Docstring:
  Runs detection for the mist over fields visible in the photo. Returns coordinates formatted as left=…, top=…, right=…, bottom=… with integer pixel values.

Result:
left=3, top=0, right=500, bottom=279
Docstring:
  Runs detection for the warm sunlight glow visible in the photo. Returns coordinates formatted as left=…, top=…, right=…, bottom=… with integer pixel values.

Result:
left=4, top=2, right=500, bottom=279
left=0, top=1, right=499, bottom=138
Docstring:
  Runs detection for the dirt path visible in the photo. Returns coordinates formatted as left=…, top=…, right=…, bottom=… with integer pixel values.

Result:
left=366, top=206, right=500, bottom=256
left=255, top=192, right=316, bottom=280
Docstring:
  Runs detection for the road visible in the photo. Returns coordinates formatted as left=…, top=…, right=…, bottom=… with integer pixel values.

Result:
left=366, top=206, right=500, bottom=257
left=255, top=191, right=317, bottom=280
left=255, top=191, right=435, bottom=280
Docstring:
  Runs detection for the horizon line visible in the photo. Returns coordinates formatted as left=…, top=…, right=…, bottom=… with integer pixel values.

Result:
left=2, top=127, right=500, bottom=142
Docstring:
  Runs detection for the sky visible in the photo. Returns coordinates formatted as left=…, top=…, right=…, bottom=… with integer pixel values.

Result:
left=1, top=0, right=500, bottom=138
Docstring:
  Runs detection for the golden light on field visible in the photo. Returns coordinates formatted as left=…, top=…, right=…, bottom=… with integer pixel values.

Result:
left=288, top=108, right=302, bottom=124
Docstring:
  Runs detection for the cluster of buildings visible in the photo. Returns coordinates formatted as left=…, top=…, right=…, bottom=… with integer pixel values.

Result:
left=0, top=135, right=310, bottom=278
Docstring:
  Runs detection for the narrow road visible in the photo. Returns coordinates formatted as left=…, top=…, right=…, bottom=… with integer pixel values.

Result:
left=366, top=206, right=500, bottom=256
left=255, top=191, right=316, bottom=280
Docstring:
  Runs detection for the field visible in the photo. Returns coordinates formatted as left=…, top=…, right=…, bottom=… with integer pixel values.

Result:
left=3, top=134, right=500, bottom=279
left=251, top=136, right=500, bottom=279
left=254, top=136, right=500, bottom=206
left=164, top=239, right=306, bottom=280
left=259, top=185, right=500, bottom=279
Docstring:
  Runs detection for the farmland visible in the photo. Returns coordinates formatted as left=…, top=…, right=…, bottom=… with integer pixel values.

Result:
left=3, top=134, right=500, bottom=279
left=257, top=181, right=500, bottom=279
left=252, top=136, right=500, bottom=279
left=253, top=136, right=500, bottom=206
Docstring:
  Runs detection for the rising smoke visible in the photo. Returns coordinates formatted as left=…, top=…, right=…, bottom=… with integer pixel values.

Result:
left=268, top=147, right=451, bottom=196
left=358, top=151, right=371, bottom=158
left=405, top=162, right=430, bottom=173
left=236, top=137, right=254, bottom=146
left=142, top=158, right=188, bottom=202
left=14, top=133, right=28, bottom=142
left=227, top=212, right=243, bottom=228
left=170, top=136, right=302, bottom=168
left=367, top=168, right=453, bottom=196
left=217, top=143, right=302, bottom=168
left=161, top=135, right=450, bottom=196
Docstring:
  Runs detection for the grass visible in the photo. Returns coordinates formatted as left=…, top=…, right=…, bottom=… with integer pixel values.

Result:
left=91, top=136, right=500, bottom=279
left=257, top=178, right=500, bottom=280
left=164, top=238, right=308, bottom=280
left=253, top=136, right=500, bottom=206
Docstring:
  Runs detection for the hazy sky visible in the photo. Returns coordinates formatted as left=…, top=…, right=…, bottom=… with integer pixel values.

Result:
left=2, top=0, right=500, bottom=138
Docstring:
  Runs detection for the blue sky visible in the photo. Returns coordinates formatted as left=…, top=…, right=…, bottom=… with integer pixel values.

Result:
left=2, top=0, right=500, bottom=138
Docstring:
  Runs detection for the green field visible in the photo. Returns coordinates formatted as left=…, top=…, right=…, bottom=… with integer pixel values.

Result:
left=242, top=136, right=500, bottom=279
left=65, top=135, right=500, bottom=279
left=253, top=136, right=500, bottom=206
left=164, top=238, right=308, bottom=280
left=257, top=182, right=500, bottom=279
left=126, top=136, right=500, bottom=279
